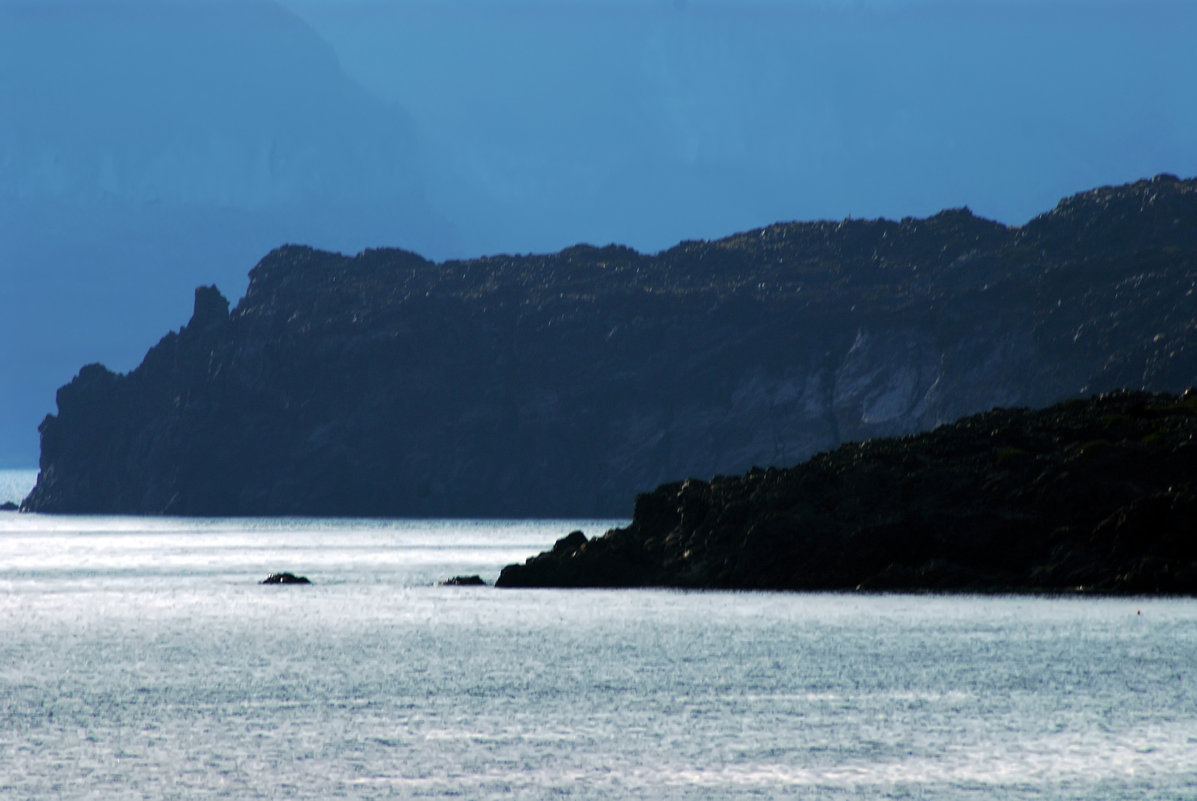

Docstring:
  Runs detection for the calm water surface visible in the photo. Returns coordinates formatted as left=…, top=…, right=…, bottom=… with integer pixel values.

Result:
left=2, top=515, right=1195, bottom=799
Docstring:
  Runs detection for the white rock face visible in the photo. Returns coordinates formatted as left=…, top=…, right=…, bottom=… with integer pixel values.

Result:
left=832, top=329, right=939, bottom=432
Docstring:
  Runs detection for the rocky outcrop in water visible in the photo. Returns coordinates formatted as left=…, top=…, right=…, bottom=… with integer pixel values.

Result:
left=260, top=572, right=311, bottom=585
left=496, top=391, right=1197, bottom=593
left=21, top=175, right=1197, bottom=516
left=439, top=575, right=487, bottom=587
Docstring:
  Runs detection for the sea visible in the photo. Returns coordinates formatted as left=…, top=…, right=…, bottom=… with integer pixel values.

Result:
left=2, top=506, right=1196, bottom=799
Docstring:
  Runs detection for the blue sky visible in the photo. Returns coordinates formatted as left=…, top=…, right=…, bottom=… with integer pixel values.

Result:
left=1, top=0, right=1194, bottom=467
left=276, top=0, right=1196, bottom=254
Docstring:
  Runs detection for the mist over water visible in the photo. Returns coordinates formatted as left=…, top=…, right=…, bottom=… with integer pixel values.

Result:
left=3, top=515, right=1195, bottom=799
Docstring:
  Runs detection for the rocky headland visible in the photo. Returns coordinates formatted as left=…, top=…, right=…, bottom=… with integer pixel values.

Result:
left=21, top=175, right=1197, bottom=516
left=497, top=391, right=1197, bottom=593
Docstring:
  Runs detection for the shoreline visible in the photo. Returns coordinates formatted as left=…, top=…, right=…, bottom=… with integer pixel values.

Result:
left=497, top=390, right=1197, bottom=595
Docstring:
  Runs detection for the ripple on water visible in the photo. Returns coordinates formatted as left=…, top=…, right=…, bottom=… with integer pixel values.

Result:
left=1, top=517, right=1195, bottom=799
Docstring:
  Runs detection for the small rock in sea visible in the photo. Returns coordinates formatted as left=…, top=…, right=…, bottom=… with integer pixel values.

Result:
left=439, top=575, right=486, bottom=586
left=260, top=572, right=311, bottom=585
left=0, top=501, right=19, bottom=512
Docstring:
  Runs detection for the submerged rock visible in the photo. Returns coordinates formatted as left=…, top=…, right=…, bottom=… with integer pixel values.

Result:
left=496, top=390, right=1197, bottom=594
left=260, top=572, right=311, bottom=585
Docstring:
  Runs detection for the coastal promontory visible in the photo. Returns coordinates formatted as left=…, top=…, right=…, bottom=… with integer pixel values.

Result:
left=497, top=391, right=1197, bottom=593
left=21, top=175, right=1197, bottom=516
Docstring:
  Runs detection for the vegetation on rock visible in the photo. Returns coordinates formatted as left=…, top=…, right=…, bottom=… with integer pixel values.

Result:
left=497, top=391, right=1197, bottom=594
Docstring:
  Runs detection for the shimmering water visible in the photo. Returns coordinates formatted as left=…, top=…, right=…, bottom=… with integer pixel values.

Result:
left=2, top=515, right=1195, bottom=799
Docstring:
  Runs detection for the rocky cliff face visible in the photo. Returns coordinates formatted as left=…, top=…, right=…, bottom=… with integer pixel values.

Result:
left=496, top=391, right=1197, bottom=593
left=22, top=175, right=1197, bottom=516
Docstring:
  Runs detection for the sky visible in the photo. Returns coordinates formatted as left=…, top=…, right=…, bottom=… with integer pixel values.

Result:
left=277, top=0, right=1196, bottom=252
left=1, top=0, right=1195, bottom=468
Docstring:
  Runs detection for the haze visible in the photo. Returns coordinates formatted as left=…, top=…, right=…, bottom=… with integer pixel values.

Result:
left=1, top=0, right=1194, bottom=468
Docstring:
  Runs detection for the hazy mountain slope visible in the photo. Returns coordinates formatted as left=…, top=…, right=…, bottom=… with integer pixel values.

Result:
left=0, top=0, right=448, bottom=467
left=7, top=0, right=1196, bottom=472
left=21, top=175, right=1197, bottom=516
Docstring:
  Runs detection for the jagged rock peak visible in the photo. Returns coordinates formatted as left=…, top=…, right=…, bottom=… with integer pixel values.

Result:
left=189, top=285, right=229, bottom=329
left=244, top=244, right=340, bottom=289
left=238, top=244, right=437, bottom=311
left=1036, top=173, right=1195, bottom=220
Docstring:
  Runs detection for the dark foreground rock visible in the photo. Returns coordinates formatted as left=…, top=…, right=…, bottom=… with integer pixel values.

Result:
left=439, top=575, right=487, bottom=586
left=21, top=175, right=1197, bottom=516
left=497, top=391, right=1197, bottom=594
left=260, top=572, right=311, bottom=585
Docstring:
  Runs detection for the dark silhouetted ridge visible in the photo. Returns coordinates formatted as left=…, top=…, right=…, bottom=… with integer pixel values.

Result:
left=497, top=390, right=1197, bottom=594
left=21, top=175, right=1197, bottom=516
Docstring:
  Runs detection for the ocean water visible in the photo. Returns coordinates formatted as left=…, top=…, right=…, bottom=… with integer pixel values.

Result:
left=2, top=515, right=1195, bottom=800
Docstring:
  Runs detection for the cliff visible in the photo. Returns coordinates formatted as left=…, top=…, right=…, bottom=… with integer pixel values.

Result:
left=496, top=391, right=1197, bottom=593
left=22, top=174, right=1197, bottom=516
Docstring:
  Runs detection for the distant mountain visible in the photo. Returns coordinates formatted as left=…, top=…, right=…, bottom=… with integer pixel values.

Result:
left=0, top=0, right=449, bottom=467
left=496, top=390, right=1197, bottom=594
left=21, top=175, right=1197, bottom=516
left=0, top=0, right=425, bottom=210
